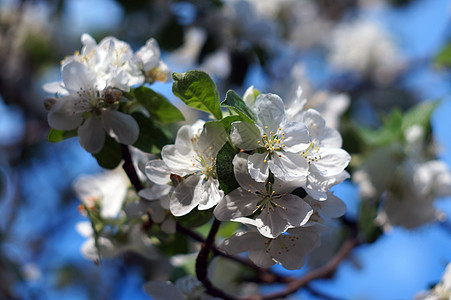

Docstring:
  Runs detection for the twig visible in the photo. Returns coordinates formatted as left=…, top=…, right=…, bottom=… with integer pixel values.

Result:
left=195, top=218, right=235, bottom=300
left=245, top=238, right=356, bottom=300
left=120, top=144, right=143, bottom=192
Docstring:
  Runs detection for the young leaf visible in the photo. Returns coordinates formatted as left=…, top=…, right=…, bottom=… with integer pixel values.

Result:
left=134, top=86, right=185, bottom=124
left=221, top=89, right=256, bottom=122
left=435, top=42, right=451, bottom=68
left=93, top=136, right=122, bottom=169
left=216, top=141, right=240, bottom=195
left=205, top=115, right=241, bottom=134
left=402, top=100, right=440, bottom=131
left=132, top=112, right=171, bottom=154
left=47, top=128, right=78, bottom=143
left=172, top=71, right=223, bottom=120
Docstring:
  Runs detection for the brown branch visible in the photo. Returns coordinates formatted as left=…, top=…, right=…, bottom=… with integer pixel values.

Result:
left=195, top=218, right=236, bottom=300
left=120, top=144, right=143, bottom=192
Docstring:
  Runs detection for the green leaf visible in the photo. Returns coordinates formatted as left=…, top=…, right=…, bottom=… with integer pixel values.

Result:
left=177, top=208, right=214, bottom=228
left=205, top=115, right=241, bottom=134
left=358, top=200, right=383, bottom=243
left=402, top=100, right=440, bottom=131
left=92, top=136, right=122, bottom=169
left=358, top=109, right=403, bottom=147
left=216, top=141, right=240, bottom=195
left=221, top=90, right=256, bottom=122
left=132, top=112, right=171, bottom=154
left=134, top=86, right=185, bottom=124
left=435, top=43, right=451, bottom=68
left=47, top=128, right=78, bottom=143
left=172, top=71, right=223, bottom=120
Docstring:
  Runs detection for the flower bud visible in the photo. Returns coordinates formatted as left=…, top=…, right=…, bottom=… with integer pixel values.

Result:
left=44, top=97, right=57, bottom=111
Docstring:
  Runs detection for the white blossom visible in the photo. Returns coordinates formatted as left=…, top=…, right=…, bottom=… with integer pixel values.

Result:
left=416, top=262, right=451, bottom=300
left=230, top=93, right=311, bottom=183
left=47, top=61, right=139, bottom=153
left=214, top=153, right=313, bottom=238
left=218, top=221, right=323, bottom=270
left=153, top=121, right=227, bottom=216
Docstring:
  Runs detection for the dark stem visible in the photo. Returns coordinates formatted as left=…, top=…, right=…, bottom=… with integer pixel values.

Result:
left=120, top=144, right=143, bottom=192
left=195, top=218, right=235, bottom=300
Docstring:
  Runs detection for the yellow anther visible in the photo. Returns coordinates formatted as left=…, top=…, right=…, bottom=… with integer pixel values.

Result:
left=248, top=189, right=251, bottom=192
left=282, top=133, right=285, bottom=136
left=282, top=144, right=286, bottom=147
left=257, top=141, right=261, bottom=144
left=282, top=137, right=285, bottom=140
left=279, top=127, right=282, bottom=131
left=272, top=191, right=275, bottom=194
left=270, top=131, right=273, bottom=135
left=265, top=126, right=268, bottom=129
left=209, top=146, right=213, bottom=150
left=264, top=159, right=267, bottom=163
left=278, top=154, right=281, bottom=157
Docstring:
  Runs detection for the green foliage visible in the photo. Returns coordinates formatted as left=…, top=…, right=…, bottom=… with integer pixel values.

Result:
left=205, top=115, right=241, bottom=134
left=435, top=42, right=451, bottom=68
left=402, top=100, right=440, bottom=131
left=47, top=128, right=78, bottom=143
left=177, top=208, right=214, bottom=228
left=358, top=109, right=403, bottom=147
left=172, top=71, right=223, bottom=120
left=132, top=112, right=172, bottom=154
left=158, top=232, right=190, bottom=256
left=134, top=86, right=185, bottom=124
left=221, top=90, right=256, bottom=123
left=216, top=141, right=240, bottom=195
left=92, top=136, right=122, bottom=169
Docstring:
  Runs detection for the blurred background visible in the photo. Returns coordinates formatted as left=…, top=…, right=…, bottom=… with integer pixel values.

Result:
left=1, top=0, right=451, bottom=299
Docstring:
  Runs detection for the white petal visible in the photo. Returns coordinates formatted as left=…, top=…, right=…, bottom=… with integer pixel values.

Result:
left=213, top=187, right=259, bottom=221
left=78, top=115, right=105, bottom=154
left=143, top=281, right=184, bottom=300
left=62, top=62, right=98, bottom=95
left=81, top=33, right=97, bottom=54
left=218, top=230, right=266, bottom=254
left=275, top=194, right=313, bottom=227
left=101, top=109, right=139, bottom=145
left=302, top=109, right=326, bottom=138
left=43, top=81, right=68, bottom=95
left=320, top=126, right=343, bottom=148
left=230, top=121, right=261, bottom=150
left=269, top=152, right=308, bottom=182
left=196, top=178, right=223, bottom=210
left=307, top=193, right=347, bottom=218
left=161, top=144, right=198, bottom=176
left=313, top=148, right=351, bottom=177
left=139, top=184, right=172, bottom=200
left=145, top=160, right=172, bottom=184
left=75, top=221, right=93, bottom=238
left=232, top=153, right=265, bottom=192
left=257, top=207, right=291, bottom=238
left=282, top=122, right=311, bottom=153
left=198, top=122, right=228, bottom=158
left=170, top=175, right=202, bottom=216
left=248, top=248, right=275, bottom=268
left=47, top=96, right=85, bottom=130
left=248, top=152, right=270, bottom=182
left=255, top=93, right=287, bottom=133
left=174, top=124, right=196, bottom=154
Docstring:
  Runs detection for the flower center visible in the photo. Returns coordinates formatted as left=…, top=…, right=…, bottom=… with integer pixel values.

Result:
left=300, top=139, right=322, bottom=165
left=251, top=182, right=288, bottom=214
left=257, top=127, right=286, bottom=152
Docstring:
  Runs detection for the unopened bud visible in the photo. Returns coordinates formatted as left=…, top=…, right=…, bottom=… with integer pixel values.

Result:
left=104, top=87, right=122, bottom=105
left=44, top=97, right=57, bottom=111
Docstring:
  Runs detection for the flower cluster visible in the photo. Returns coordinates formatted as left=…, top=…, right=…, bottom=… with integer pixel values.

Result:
left=44, top=34, right=170, bottom=153
left=142, top=89, right=350, bottom=270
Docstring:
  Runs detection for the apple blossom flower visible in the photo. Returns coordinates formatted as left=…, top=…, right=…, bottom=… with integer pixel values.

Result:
left=136, top=38, right=172, bottom=83
left=73, top=168, right=130, bottom=219
left=151, top=121, right=227, bottom=216
left=214, top=153, right=313, bottom=238
left=47, top=61, right=139, bottom=153
left=230, top=93, right=311, bottom=183
left=218, top=221, right=323, bottom=270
